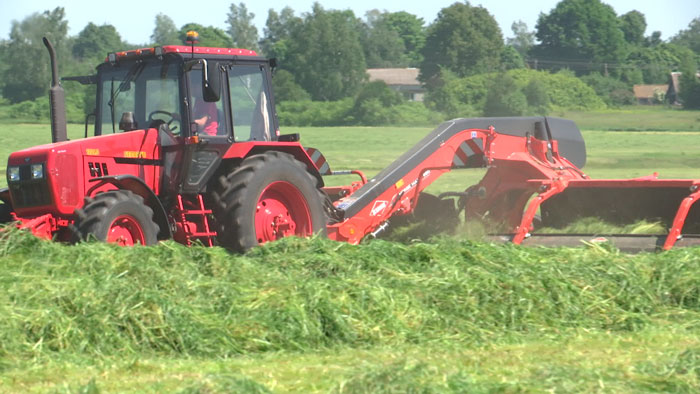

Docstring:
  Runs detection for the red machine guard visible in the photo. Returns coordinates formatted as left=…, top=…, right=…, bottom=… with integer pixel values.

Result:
left=329, top=116, right=700, bottom=251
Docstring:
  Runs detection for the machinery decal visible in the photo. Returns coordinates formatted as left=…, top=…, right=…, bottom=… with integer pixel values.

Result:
left=305, top=147, right=331, bottom=175
left=451, top=139, right=483, bottom=168
left=370, top=200, right=388, bottom=217
left=123, top=151, right=147, bottom=159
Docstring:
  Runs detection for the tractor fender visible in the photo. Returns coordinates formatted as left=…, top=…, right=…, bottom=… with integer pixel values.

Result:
left=87, top=175, right=172, bottom=240
left=224, top=142, right=325, bottom=187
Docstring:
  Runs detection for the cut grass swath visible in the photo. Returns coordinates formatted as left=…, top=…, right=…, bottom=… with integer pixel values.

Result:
left=2, top=226, right=700, bottom=362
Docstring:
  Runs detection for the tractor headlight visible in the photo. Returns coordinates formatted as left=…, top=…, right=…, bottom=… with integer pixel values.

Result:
left=8, top=166, right=20, bottom=182
left=31, top=164, right=44, bottom=179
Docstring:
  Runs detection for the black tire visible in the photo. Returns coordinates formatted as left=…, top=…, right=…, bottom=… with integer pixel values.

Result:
left=0, top=203, right=14, bottom=224
left=211, top=151, right=327, bottom=252
left=73, top=190, right=159, bottom=246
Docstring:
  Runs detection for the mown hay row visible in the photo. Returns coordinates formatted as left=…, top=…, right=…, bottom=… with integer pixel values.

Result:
left=1, top=228, right=699, bottom=360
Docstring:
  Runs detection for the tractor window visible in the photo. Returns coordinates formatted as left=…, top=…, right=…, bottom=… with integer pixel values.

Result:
left=99, top=78, right=136, bottom=134
left=188, top=68, right=226, bottom=138
left=97, top=61, right=181, bottom=134
left=146, top=78, right=180, bottom=132
left=228, top=65, right=273, bottom=142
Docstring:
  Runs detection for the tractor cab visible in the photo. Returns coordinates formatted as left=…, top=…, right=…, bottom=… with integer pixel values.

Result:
left=85, top=44, right=279, bottom=195
left=93, top=47, right=276, bottom=142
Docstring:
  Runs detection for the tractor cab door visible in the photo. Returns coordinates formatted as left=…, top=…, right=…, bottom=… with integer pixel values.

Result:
left=179, top=63, right=231, bottom=194
left=178, top=61, right=276, bottom=194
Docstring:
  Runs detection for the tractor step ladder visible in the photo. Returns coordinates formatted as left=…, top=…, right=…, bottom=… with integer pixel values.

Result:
left=176, top=194, right=217, bottom=246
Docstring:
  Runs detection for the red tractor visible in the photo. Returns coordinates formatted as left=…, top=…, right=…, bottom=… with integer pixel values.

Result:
left=3, top=37, right=700, bottom=253
left=2, top=37, right=328, bottom=251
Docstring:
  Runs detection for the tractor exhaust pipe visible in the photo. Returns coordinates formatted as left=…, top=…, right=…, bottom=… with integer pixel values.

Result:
left=42, top=37, right=68, bottom=143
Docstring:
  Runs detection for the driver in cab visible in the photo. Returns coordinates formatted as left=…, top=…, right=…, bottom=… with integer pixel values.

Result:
left=191, top=81, right=219, bottom=136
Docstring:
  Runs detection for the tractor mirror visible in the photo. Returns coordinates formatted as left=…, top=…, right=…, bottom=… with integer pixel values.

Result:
left=184, top=59, right=220, bottom=102
left=202, top=61, right=221, bottom=102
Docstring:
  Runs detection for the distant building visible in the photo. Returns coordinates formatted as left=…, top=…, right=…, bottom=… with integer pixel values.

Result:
left=367, top=68, right=425, bottom=101
left=632, top=84, right=668, bottom=105
left=667, top=71, right=700, bottom=105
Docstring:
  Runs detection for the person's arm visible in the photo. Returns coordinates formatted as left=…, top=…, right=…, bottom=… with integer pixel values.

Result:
left=194, top=113, right=209, bottom=127
left=193, top=102, right=216, bottom=128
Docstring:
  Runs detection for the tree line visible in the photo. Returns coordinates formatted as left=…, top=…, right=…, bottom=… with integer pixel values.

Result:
left=0, top=0, right=699, bottom=126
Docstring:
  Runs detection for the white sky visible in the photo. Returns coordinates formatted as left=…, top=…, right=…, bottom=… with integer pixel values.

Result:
left=0, top=0, right=698, bottom=45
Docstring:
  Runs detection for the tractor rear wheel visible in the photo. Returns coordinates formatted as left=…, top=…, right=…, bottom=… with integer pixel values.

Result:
left=73, top=190, right=159, bottom=246
left=211, top=151, right=327, bottom=252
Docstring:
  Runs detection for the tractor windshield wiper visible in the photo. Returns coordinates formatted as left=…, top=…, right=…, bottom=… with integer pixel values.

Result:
left=107, top=62, right=145, bottom=133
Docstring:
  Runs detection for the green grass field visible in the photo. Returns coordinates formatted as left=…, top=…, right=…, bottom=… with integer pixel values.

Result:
left=1, top=107, right=700, bottom=392
left=2, top=107, right=699, bottom=190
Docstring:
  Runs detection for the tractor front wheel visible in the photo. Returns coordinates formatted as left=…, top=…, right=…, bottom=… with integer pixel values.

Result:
left=0, top=203, right=14, bottom=224
left=212, top=151, right=327, bottom=252
left=73, top=190, right=159, bottom=246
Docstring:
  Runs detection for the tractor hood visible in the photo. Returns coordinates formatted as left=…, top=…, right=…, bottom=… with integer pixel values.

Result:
left=7, top=129, right=162, bottom=218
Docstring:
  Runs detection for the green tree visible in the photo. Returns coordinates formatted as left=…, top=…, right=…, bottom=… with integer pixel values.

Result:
left=227, top=3, right=259, bottom=50
left=507, top=20, right=535, bottom=58
left=360, top=10, right=427, bottom=68
left=625, top=43, right=689, bottom=84
left=361, top=10, right=407, bottom=68
left=0, top=41, right=9, bottom=98
left=2, top=7, right=70, bottom=103
left=580, top=72, right=634, bottom=106
left=355, top=81, right=403, bottom=107
left=151, top=13, right=179, bottom=45
left=178, top=23, right=231, bottom=47
left=619, top=11, right=646, bottom=46
left=271, top=69, right=310, bottom=102
left=284, top=3, right=366, bottom=101
left=419, top=2, right=503, bottom=83
left=501, top=46, right=525, bottom=70
left=382, top=11, right=426, bottom=67
left=425, top=69, right=604, bottom=118
left=678, top=57, right=700, bottom=109
left=72, top=23, right=123, bottom=60
left=350, top=81, right=404, bottom=125
left=533, top=0, right=627, bottom=73
left=484, top=74, right=527, bottom=116
left=260, top=7, right=300, bottom=60
left=646, top=31, right=663, bottom=47
left=671, top=17, right=700, bottom=54
left=523, top=79, right=550, bottom=114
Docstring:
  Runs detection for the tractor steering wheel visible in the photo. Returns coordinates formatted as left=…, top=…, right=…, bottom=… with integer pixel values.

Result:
left=147, top=110, right=180, bottom=133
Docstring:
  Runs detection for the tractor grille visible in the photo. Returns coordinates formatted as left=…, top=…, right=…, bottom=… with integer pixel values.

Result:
left=8, top=165, right=52, bottom=208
